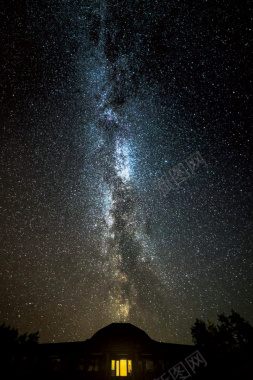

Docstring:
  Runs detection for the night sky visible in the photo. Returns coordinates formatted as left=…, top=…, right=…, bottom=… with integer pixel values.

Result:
left=1, top=0, right=252, bottom=345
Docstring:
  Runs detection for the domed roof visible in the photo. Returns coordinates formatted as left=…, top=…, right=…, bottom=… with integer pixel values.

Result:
left=88, top=323, right=155, bottom=351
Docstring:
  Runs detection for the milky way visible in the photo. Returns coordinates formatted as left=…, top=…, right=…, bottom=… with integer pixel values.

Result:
left=1, top=0, right=252, bottom=344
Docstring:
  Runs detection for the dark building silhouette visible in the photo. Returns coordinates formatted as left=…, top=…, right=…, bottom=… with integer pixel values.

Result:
left=10, top=323, right=194, bottom=379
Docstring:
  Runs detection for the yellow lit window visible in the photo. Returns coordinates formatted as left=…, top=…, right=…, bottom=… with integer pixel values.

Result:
left=111, top=359, right=132, bottom=376
left=128, top=360, right=132, bottom=374
left=120, top=360, right=127, bottom=376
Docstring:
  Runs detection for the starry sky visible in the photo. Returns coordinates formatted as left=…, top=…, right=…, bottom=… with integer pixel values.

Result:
left=1, top=0, right=252, bottom=345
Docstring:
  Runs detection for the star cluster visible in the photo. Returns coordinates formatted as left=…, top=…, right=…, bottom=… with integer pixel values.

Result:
left=0, top=0, right=252, bottom=344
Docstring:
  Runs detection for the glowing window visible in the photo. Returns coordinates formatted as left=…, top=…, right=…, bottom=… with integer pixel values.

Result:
left=111, top=359, right=132, bottom=377
left=120, top=360, right=127, bottom=376
left=128, top=360, right=132, bottom=373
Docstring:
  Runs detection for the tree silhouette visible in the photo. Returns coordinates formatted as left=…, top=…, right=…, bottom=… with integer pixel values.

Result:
left=0, top=323, right=39, bottom=348
left=0, top=323, right=39, bottom=377
left=191, top=310, right=253, bottom=352
left=191, top=310, right=253, bottom=380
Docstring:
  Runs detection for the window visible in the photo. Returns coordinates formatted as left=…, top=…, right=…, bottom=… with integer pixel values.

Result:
left=111, top=359, right=132, bottom=377
left=88, top=358, right=100, bottom=371
left=48, top=356, right=61, bottom=372
left=145, top=359, right=154, bottom=372
left=78, top=358, right=84, bottom=371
